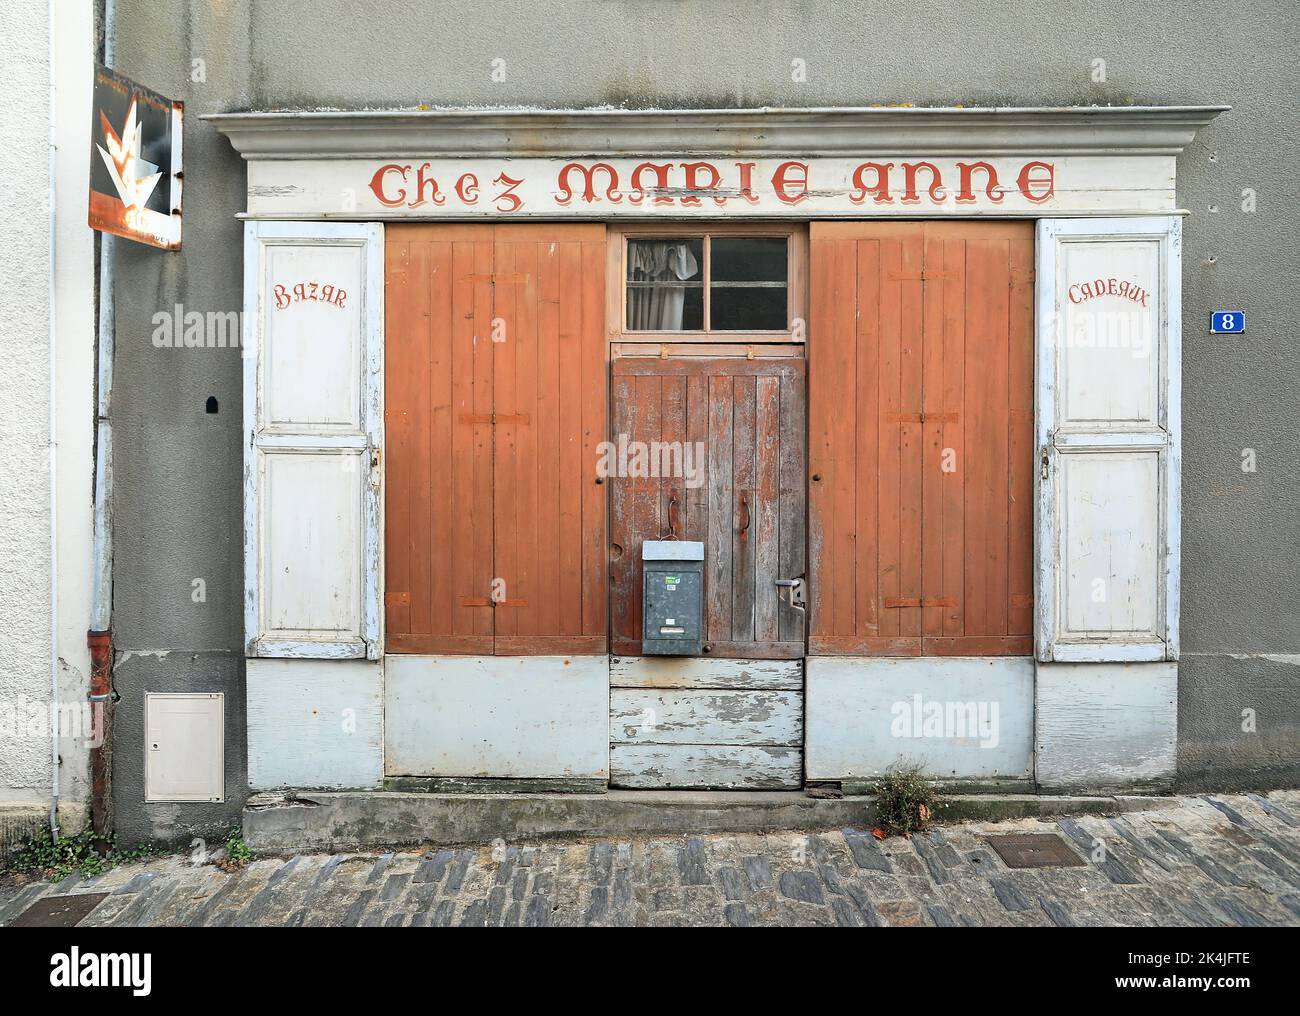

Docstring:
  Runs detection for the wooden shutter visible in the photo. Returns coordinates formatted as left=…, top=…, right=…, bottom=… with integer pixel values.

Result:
left=492, top=224, right=608, bottom=655
left=808, top=221, right=1034, bottom=656
left=1035, top=217, right=1180, bottom=662
left=384, top=223, right=606, bottom=655
left=244, top=221, right=383, bottom=659
left=610, top=356, right=806, bottom=659
left=384, top=225, right=494, bottom=654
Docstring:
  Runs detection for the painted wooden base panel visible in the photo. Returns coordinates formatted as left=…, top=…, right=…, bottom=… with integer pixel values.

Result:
left=610, top=656, right=803, bottom=789
left=246, top=658, right=383, bottom=790
left=610, top=745, right=802, bottom=790
left=805, top=656, right=1033, bottom=781
left=385, top=655, right=608, bottom=779
left=610, top=656, right=801, bottom=689
left=1035, top=661, right=1176, bottom=793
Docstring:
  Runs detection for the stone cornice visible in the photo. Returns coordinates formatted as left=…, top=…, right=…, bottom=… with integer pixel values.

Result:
left=205, top=105, right=1229, bottom=160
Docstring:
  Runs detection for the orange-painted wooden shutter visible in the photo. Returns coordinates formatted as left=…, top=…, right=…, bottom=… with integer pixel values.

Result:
left=385, top=223, right=607, bottom=655
left=809, top=221, right=1033, bottom=656
left=491, top=224, right=607, bottom=655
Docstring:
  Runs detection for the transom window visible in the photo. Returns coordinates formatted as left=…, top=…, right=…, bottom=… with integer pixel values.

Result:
left=620, top=229, right=801, bottom=337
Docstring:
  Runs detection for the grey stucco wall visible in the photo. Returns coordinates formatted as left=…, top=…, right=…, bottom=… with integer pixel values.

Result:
left=104, top=0, right=1299, bottom=839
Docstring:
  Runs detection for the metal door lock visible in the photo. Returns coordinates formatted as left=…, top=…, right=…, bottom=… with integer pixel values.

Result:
left=775, top=577, right=806, bottom=611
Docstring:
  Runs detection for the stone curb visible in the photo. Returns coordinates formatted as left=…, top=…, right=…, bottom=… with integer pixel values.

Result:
left=243, top=790, right=1181, bottom=854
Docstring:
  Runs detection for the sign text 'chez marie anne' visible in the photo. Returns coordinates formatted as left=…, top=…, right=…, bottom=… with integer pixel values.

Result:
left=242, top=153, right=1177, bottom=218
left=368, top=157, right=1053, bottom=214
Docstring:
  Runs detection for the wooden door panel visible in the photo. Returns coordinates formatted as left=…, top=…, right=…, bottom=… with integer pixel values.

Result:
left=611, top=356, right=806, bottom=659
left=387, top=223, right=607, bottom=655
left=809, top=221, right=1034, bottom=657
left=385, top=226, right=495, bottom=654
left=492, top=224, right=607, bottom=655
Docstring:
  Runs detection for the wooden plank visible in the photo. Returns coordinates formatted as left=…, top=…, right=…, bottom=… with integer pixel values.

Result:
left=1007, top=233, right=1035, bottom=636
left=706, top=373, right=733, bottom=642
left=777, top=363, right=806, bottom=643
left=940, top=234, right=967, bottom=637
left=383, top=239, right=413, bottom=640
left=807, top=236, right=833, bottom=642
left=920, top=228, right=946, bottom=637
left=754, top=375, right=781, bottom=642
left=897, top=231, right=925, bottom=639
left=427, top=240, right=456, bottom=642
left=610, top=689, right=802, bottom=746
left=731, top=373, right=757, bottom=642
left=610, top=656, right=803, bottom=690
left=610, top=744, right=802, bottom=790
left=828, top=239, right=858, bottom=639
left=877, top=235, right=904, bottom=639
left=609, top=371, right=639, bottom=645
left=470, top=237, right=495, bottom=640
left=536, top=238, right=562, bottom=639
left=555, top=240, right=584, bottom=639
left=579, top=238, right=608, bottom=643
left=493, top=240, right=519, bottom=638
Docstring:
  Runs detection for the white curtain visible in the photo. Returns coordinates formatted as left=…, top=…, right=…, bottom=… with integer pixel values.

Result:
left=628, top=241, right=700, bottom=330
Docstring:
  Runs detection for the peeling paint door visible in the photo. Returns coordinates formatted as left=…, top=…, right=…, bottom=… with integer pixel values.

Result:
left=609, top=355, right=807, bottom=659
left=384, top=223, right=607, bottom=655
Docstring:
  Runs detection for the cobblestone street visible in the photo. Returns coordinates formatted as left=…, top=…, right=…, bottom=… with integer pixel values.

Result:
left=3, top=792, right=1299, bottom=928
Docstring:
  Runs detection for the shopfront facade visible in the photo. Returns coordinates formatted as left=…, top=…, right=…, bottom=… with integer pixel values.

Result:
left=94, top=1, right=1300, bottom=847
left=188, top=106, right=1209, bottom=800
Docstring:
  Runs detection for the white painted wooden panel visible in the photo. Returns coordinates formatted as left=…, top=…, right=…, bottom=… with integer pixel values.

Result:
left=1058, top=240, right=1161, bottom=430
left=262, top=244, right=365, bottom=433
left=246, top=658, right=383, bottom=790
left=609, top=689, right=802, bottom=746
left=244, top=221, right=383, bottom=659
left=246, top=154, right=1178, bottom=219
left=611, top=656, right=802, bottom=690
left=1061, top=451, right=1161, bottom=639
left=805, top=657, right=1033, bottom=781
left=145, top=693, right=224, bottom=802
left=1035, top=661, right=1176, bottom=792
left=610, top=744, right=802, bottom=790
left=261, top=449, right=364, bottom=639
left=1036, top=217, right=1180, bottom=663
left=385, top=656, right=608, bottom=779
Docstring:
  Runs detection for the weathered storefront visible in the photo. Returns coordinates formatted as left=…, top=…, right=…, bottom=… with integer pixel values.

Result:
left=176, top=106, right=1220, bottom=806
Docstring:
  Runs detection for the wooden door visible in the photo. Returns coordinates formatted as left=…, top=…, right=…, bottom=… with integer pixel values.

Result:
left=610, top=356, right=806, bottom=659
left=808, top=221, right=1034, bottom=656
left=385, top=223, right=607, bottom=655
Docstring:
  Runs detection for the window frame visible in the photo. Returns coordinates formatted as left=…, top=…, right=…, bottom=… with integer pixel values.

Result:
left=606, top=223, right=808, bottom=344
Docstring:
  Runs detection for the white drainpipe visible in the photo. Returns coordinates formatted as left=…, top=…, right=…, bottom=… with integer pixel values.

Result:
left=46, top=0, right=60, bottom=840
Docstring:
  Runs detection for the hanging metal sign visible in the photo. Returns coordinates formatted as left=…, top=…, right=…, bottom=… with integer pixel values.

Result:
left=88, top=65, right=183, bottom=249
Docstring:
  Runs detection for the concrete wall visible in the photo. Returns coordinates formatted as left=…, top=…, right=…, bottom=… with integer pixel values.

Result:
left=102, top=0, right=1300, bottom=838
left=0, top=0, right=95, bottom=849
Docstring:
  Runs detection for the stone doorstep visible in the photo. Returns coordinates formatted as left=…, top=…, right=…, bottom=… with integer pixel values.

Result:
left=242, top=790, right=1181, bottom=855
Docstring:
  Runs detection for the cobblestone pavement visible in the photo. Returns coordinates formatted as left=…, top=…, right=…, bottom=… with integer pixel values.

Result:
left=3, top=792, right=1299, bottom=927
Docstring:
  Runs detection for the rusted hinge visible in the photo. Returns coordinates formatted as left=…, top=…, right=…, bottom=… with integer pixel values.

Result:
left=385, top=591, right=411, bottom=607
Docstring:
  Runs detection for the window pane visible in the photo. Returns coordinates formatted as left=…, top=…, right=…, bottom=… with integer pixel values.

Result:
left=627, top=238, right=704, bottom=330
left=710, top=285, right=789, bottom=330
left=710, top=236, right=788, bottom=283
